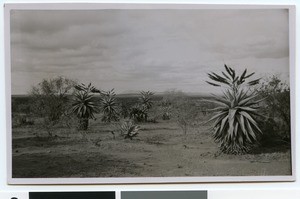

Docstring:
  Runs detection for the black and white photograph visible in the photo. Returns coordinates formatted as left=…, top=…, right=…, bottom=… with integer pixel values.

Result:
left=6, top=4, right=295, bottom=183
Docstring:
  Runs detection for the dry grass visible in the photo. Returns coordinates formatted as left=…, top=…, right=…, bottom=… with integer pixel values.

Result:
left=12, top=118, right=291, bottom=178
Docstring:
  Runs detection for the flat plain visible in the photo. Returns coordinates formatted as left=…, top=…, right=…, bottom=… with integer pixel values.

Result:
left=12, top=95, right=291, bottom=178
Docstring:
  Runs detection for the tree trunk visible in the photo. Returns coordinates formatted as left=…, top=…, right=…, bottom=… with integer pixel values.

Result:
left=78, top=118, right=89, bottom=130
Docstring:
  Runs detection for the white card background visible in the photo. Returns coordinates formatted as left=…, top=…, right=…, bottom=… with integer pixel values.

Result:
left=0, top=0, right=299, bottom=198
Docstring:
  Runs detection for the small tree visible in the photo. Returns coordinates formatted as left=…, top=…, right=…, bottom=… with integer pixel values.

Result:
left=71, top=83, right=100, bottom=130
left=30, top=76, right=76, bottom=122
left=30, top=76, right=76, bottom=137
left=205, top=64, right=263, bottom=154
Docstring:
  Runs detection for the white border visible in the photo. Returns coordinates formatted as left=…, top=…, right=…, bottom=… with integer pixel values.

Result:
left=4, top=3, right=296, bottom=185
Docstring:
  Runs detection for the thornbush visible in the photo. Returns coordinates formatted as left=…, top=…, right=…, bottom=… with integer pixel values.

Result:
left=256, top=75, right=290, bottom=143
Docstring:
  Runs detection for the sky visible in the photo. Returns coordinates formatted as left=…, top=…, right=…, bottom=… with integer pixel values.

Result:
left=10, top=9, right=290, bottom=95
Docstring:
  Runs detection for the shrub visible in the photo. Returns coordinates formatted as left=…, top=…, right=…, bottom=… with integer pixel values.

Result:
left=129, top=104, right=147, bottom=122
left=205, top=64, right=263, bottom=154
left=162, top=106, right=172, bottom=120
left=129, top=91, right=154, bottom=122
left=120, top=103, right=130, bottom=119
left=30, top=76, right=76, bottom=122
left=175, top=99, right=199, bottom=135
left=29, top=76, right=76, bottom=136
left=256, top=75, right=290, bottom=142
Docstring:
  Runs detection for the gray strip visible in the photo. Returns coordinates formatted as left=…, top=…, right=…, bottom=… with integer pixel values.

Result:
left=121, top=191, right=207, bottom=199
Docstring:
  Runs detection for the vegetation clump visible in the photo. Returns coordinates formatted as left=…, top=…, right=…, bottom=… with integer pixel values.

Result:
left=205, top=64, right=263, bottom=154
left=29, top=76, right=76, bottom=136
left=130, top=91, right=154, bottom=122
left=30, top=76, right=76, bottom=122
left=256, top=75, right=290, bottom=146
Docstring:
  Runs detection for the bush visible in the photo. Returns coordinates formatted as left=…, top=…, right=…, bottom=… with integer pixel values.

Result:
left=256, top=75, right=290, bottom=142
left=29, top=76, right=76, bottom=136
left=129, top=104, right=147, bottom=122
left=162, top=106, right=171, bottom=120
left=129, top=91, right=154, bottom=123
left=30, top=76, right=76, bottom=122
left=175, top=99, right=199, bottom=135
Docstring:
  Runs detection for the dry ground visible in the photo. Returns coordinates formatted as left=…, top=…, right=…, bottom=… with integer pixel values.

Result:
left=12, top=119, right=292, bottom=178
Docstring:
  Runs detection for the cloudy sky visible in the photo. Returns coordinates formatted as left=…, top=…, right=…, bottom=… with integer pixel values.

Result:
left=10, top=9, right=289, bottom=95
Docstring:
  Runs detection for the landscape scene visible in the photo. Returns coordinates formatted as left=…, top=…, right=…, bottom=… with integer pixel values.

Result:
left=10, top=8, right=292, bottom=180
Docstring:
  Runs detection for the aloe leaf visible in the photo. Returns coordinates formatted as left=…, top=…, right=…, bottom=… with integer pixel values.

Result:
left=238, top=94, right=258, bottom=106
left=207, top=106, right=227, bottom=112
left=206, top=81, right=221, bottom=87
left=240, top=111, right=261, bottom=130
left=236, top=106, right=258, bottom=112
left=245, top=72, right=255, bottom=78
left=245, top=118, right=257, bottom=141
left=207, top=111, right=227, bottom=123
left=219, top=115, right=229, bottom=134
left=224, top=64, right=232, bottom=76
left=234, top=122, right=239, bottom=137
left=228, top=109, right=237, bottom=138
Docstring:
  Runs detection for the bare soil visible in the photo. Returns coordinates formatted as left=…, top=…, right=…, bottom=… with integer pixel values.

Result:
left=12, top=119, right=292, bottom=178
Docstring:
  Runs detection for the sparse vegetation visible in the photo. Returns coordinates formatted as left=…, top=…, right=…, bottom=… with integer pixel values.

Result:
left=175, top=99, right=199, bottom=135
left=12, top=73, right=291, bottom=178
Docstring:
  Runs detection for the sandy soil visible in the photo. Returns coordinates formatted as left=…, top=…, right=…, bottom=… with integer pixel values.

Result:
left=12, top=120, right=292, bottom=178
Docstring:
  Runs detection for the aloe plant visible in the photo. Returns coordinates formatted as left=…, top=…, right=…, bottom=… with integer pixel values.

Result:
left=100, top=89, right=119, bottom=122
left=119, top=120, right=140, bottom=140
left=71, top=83, right=99, bottom=130
left=139, top=91, right=154, bottom=122
left=206, top=65, right=263, bottom=154
left=140, top=91, right=154, bottom=109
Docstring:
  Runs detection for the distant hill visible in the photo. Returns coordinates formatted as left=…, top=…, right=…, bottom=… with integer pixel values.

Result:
left=12, top=91, right=213, bottom=99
